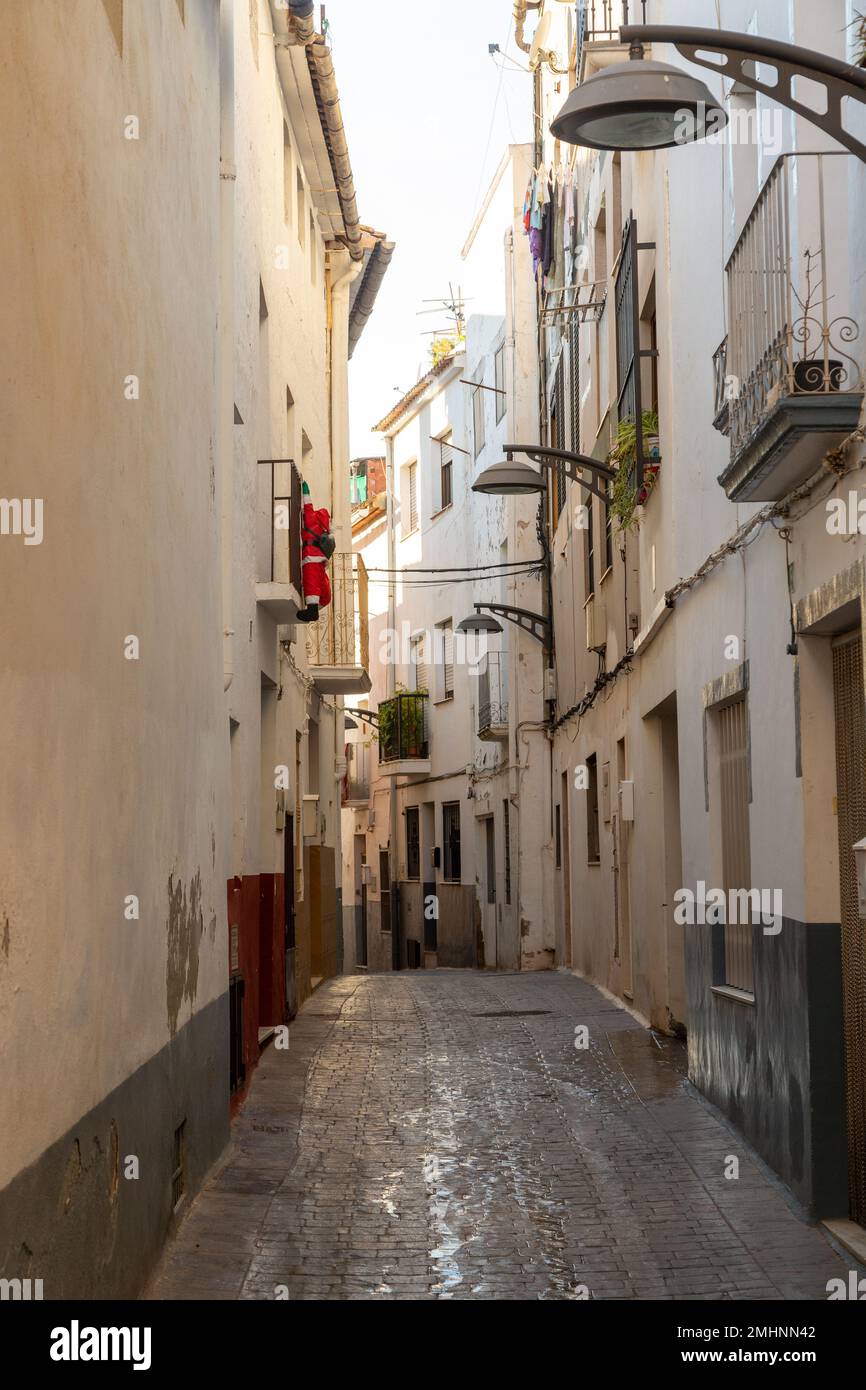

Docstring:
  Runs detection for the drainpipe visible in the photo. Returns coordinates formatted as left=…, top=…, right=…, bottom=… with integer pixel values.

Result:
left=385, top=433, right=401, bottom=971
left=219, top=0, right=236, bottom=692
left=514, top=0, right=542, bottom=55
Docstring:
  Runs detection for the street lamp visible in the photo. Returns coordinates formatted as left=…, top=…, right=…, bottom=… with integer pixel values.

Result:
left=458, top=603, right=550, bottom=648
left=551, top=56, right=725, bottom=151
left=456, top=612, right=504, bottom=635
left=553, top=25, right=866, bottom=163
left=473, top=445, right=616, bottom=502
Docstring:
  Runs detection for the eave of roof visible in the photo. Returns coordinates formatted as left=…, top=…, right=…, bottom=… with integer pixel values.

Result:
left=373, top=351, right=465, bottom=435
left=349, top=229, right=396, bottom=358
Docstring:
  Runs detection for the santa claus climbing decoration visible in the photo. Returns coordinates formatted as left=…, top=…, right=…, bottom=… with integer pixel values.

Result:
left=295, top=480, right=336, bottom=624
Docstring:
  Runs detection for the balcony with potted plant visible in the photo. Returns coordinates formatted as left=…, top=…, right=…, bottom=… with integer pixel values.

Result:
left=713, top=152, right=863, bottom=502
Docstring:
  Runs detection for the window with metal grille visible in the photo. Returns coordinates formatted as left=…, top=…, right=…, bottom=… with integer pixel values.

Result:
left=717, top=695, right=754, bottom=994
left=473, top=376, right=486, bottom=458
left=485, top=818, right=496, bottom=903
left=171, top=1120, right=186, bottom=1209
left=404, top=461, right=418, bottom=534
left=443, top=801, right=461, bottom=882
left=615, top=214, right=645, bottom=484
left=586, top=753, right=600, bottom=864
left=379, top=850, right=391, bottom=933
left=435, top=619, right=454, bottom=700
left=494, top=344, right=507, bottom=422
left=439, top=435, right=453, bottom=510
left=503, top=798, right=512, bottom=904
left=551, top=359, right=567, bottom=524
left=406, top=806, right=420, bottom=880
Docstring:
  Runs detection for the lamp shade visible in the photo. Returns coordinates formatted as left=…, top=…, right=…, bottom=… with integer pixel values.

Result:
left=457, top=613, right=504, bottom=635
left=472, top=458, right=545, bottom=496
left=550, top=59, right=727, bottom=151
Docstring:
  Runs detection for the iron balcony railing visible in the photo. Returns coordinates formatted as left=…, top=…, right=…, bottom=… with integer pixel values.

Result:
left=306, top=553, right=370, bottom=672
left=477, top=651, right=508, bottom=738
left=258, top=459, right=302, bottom=591
left=577, top=1, right=646, bottom=76
left=378, top=692, right=429, bottom=764
left=722, top=152, right=863, bottom=458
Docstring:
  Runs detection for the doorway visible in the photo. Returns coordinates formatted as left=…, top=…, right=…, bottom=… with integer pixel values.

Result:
left=354, top=833, right=368, bottom=968
left=615, top=736, right=633, bottom=997
left=284, top=813, right=297, bottom=1019
left=832, top=628, right=866, bottom=1225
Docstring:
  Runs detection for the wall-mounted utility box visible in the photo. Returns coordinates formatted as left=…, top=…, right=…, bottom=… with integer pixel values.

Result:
left=601, top=763, right=611, bottom=823
left=302, top=794, right=319, bottom=838
left=619, top=780, right=635, bottom=822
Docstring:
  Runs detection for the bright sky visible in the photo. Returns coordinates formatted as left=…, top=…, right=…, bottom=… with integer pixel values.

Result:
left=323, top=0, right=532, bottom=458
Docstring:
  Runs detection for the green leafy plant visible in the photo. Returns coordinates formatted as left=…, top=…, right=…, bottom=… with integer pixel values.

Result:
left=848, top=11, right=866, bottom=66
left=607, top=410, right=660, bottom=531
left=378, top=685, right=428, bottom=759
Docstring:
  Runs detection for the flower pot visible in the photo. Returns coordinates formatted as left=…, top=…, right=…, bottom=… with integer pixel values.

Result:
left=636, top=462, right=660, bottom=507
left=793, top=359, right=843, bottom=393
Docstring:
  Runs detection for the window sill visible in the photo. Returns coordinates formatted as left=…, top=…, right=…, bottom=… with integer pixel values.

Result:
left=434, top=693, right=454, bottom=705
left=711, top=984, right=755, bottom=1006
left=587, top=858, right=601, bottom=867
left=599, top=565, right=613, bottom=586
left=430, top=503, right=453, bottom=521
left=401, top=527, right=419, bottom=541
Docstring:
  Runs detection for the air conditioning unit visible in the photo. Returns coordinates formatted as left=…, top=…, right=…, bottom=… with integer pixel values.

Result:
left=585, top=595, right=607, bottom=652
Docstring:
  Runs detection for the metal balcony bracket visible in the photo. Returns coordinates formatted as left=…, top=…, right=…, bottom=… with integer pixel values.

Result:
left=622, top=24, right=866, bottom=163
left=475, top=602, right=550, bottom=646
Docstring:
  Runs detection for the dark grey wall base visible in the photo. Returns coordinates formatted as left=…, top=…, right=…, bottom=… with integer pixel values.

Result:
left=0, top=992, right=229, bottom=1300
left=686, top=917, right=847, bottom=1217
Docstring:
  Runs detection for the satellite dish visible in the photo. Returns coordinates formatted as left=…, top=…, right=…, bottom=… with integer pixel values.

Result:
left=529, top=12, right=553, bottom=68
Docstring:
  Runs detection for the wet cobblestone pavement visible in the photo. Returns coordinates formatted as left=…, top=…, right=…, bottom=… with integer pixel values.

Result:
left=148, top=971, right=853, bottom=1300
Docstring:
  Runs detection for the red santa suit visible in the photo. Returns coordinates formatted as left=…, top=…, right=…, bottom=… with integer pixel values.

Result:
left=296, top=488, right=334, bottom=621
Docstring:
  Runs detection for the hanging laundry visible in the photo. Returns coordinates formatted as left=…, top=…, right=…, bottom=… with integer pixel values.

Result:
left=541, top=175, right=556, bottom=280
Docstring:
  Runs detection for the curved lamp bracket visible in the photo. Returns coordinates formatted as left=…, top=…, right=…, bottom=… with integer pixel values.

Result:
left=622, top=24, right=866, bottom=163
left=475, top=602, right=551, bottom=647
left=508, top=443, right=616, bottom=506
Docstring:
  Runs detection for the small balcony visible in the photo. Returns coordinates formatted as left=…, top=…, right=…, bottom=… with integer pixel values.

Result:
left=256, top=459, right=303, bottom=623
left=577, top=1, right=647, bottom=82
left=715, top=153, right=864, bottom=502
left=477, top=651, right=508, bottom=740
left=306, top=553, right=371, bottom=695
left=378, top=692, right=431, bottom=778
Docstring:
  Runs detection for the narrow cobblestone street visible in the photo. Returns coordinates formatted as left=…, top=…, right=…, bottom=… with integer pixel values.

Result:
left=148, top=972, right=853, bottom=1301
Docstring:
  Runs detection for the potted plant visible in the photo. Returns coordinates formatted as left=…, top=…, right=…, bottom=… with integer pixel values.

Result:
left=378, top=685, right=428, bottom=760
left=790, top=249, right=844, bottom=393
left=608, top=410, right=660, bottom=530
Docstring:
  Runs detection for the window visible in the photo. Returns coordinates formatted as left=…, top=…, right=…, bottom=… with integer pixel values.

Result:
left=586, top=753, right=600, bottom=864
left=171, top=1121, right=186, bottom=1209
left=472, top=376, right=486, bottom=458
left=717, top=695, right=754, bottom=994
left=297, top=169, right=306, bottom=248
left=503, top=798, right=512, bottom=905
left=485, top=818, right=496, bottom=903
left=409, top=631, right=429, bottom=693
left=403, top=461, right=418, bottom=535
left=551, top=359, right=567, bottom=524
left=435, top=619, right=454, bottom=700
left=494, top=344, right=507, bottom=422
left=584, top=491, right=595, bottom=599
left=406, top=807, right=420, bottom=880
left=439, top=435, right=454, bottom=510
left=443, top=802, right=461, bottom=882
